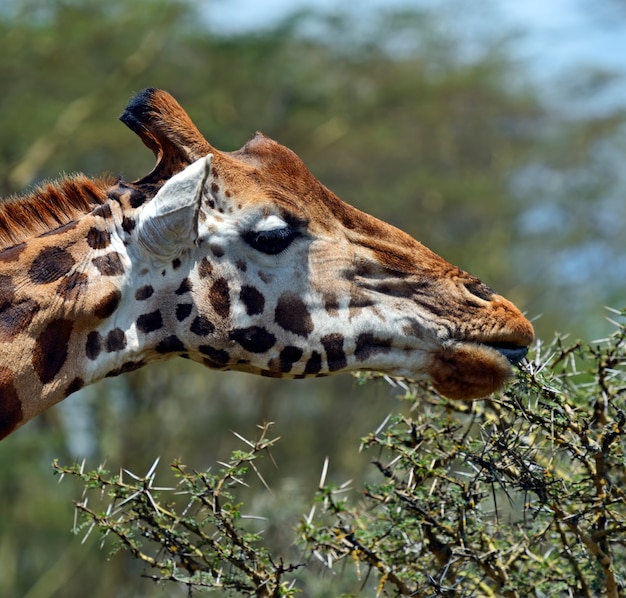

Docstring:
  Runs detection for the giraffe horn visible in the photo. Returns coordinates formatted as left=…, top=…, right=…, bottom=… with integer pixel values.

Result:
left=120, top=88, right=213, bottom=187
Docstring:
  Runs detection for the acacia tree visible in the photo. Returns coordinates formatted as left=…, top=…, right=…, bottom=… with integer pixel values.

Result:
left=58, top=312, right=626, bottom=596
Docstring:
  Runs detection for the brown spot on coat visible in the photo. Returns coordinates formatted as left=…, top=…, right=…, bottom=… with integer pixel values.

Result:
left=348, top=289, right=375, bottom=319
left=87, top=227, right=111, bottom=250
left=29, top=247, right=75, bottom=284
left=137, top=310, right=163, bottom=334
left=57, top=272, right=89, bottom=302
left=92, top=252, right=125, bottom=276
left=175, top=278, right=192, bottom=294
left=0, top=299, right=39, bottom=342
left=33, top=319, right=73, bottom=384
left=176, top=303, right=193, bottom=321
left=0, top=367, right=22, bottom=439
left=230, top=326, right=276, bottom=353
left=321, top=333, right=347, bottom=372
left=135, top=285, right=154, bottom=300
left=275, top=292, right=313, bottom=337
left=105, top=328, right=126, bottom=352
left=190, top=315, right=215, bottom=336
left=86, top=331, right=102, bottom=360
left=128, top=188, right=147, bottom=208
left=240, top=285, right=265, bottom=316
left=354, top=332, right=392, bottom=361
left=122, top=217, right=136, bottom=234
left=0, top=274, right=15, bottom=303
left=198, top=257, right=213, bottom=278
left=323, top=292, right=340, bottom=317
left=277, top=345, right=303, bottom=373
left=304, top=351, right=322, bottom=374
left=0, top=243, right=26, bottom=263
left=209, top=278, right=230, bottom=319
left=94, top=290, right=121, bottom=319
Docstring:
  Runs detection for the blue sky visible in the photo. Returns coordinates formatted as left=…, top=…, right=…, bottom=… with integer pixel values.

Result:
left=504, top=0, right=625, bottom=69
left=208, top=0, right=625, bottom=67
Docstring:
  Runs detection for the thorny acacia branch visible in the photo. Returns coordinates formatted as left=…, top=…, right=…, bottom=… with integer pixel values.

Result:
left=57, top=313, right=626, bottom=596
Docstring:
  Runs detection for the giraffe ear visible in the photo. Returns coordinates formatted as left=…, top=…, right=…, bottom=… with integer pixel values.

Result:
left=136, top=155, right=212, bottom=261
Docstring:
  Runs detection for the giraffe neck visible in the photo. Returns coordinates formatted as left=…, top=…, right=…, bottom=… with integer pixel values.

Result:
left=0, top=186, right=137, bottom=438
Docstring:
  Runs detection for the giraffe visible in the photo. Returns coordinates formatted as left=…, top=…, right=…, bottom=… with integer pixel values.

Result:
left=0, top=88, right=534, bottom=440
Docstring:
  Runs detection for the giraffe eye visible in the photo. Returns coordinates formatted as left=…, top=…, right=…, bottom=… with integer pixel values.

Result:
left=242, top=226, right=297, bottom=255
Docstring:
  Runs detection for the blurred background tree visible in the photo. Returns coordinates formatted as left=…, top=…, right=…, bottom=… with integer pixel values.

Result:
left=0, top=0, right=624, bottom=595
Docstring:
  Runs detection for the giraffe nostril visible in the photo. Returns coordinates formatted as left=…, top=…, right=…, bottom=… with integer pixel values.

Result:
left=464, top=281, right=495, bottom=302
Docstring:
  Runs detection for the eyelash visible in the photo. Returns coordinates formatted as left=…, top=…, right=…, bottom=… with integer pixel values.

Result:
left=242, top=227, right=298, bottom=255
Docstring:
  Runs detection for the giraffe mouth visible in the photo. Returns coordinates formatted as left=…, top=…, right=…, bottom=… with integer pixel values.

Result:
left=484, top=342, right=528, bottom=365
left=427, top=338, right=532, bottom=400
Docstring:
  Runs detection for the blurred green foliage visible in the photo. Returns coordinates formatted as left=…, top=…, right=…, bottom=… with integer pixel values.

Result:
left=1, top=0, right=625, bottom=596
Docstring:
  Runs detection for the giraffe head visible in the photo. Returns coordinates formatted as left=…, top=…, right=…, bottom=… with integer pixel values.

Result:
left=108, top=88, right=533, bottom=400
left=0, top=89, right=535, bottom=440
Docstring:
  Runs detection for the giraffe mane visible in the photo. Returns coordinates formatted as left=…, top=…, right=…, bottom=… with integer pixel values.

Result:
left=0, top=174, right=115, bottom=251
